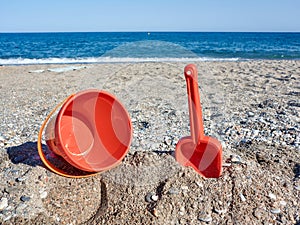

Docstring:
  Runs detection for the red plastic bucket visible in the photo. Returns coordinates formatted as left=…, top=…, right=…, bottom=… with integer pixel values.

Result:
left=39, top=89, right=132, bottom=176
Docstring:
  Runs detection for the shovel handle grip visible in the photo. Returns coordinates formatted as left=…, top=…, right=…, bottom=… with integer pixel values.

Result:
left=184, top=64, right=204, bottom=143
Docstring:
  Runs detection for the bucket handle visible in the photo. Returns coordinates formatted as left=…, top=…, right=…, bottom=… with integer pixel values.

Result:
left=37, top=94, right=100, bottom=178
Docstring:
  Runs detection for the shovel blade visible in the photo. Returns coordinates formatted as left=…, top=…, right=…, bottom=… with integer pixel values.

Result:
left=175, top=136, right=222, bottom=178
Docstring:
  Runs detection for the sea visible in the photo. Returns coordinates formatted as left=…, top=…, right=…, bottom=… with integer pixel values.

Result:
left=0, top=32, right=300, bottom=65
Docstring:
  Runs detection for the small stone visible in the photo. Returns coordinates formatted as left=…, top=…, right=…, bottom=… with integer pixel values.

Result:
left=181, top=185, right=189, bottom=190
left=221, top=141, right=226, bottom=149
left=16, top=177, right=27, bottom=182
left=0, top=135, right=5, bottom=142
left=198, top=213, right=212, bottom=222
left=4, top=214, right=12, bottom=221
left=231, top=155, right=242, bottom=164
left=145, top=193, right=153, bottom=203
left=252, top=130, right=259, bottom=137
left=164, top=136, right=172, bottom=146
left=270, top=208, right=281, bottom=214
left=279, top=200, right=287, bottom=206
left=195, top=181, right=203, bottom=188
left=145, top=192, right=158, bottom=203
left=151, top=194, right=159, bottom=202
left=168, top=188, right=179, bottom=195
left=222, top=163, right=232, bottom=167
left=152, top=208, right=158, bottom=217
left=213, top=207, right=226, bottom=214
left=40, top=191, right=48, bottom=199
left=294, top=185, right=300, bottom=191
left=253, top=207, right=264, bottom=219
left=247, top=111, right=255, bottom=117
left=20, top=196, right=30, bottom=202
left=268, top=192, right=276, bottom=200
left=139, top=121, right=150, bottom=129
left=0, top=197, right=8, bottom=211
left=178, top=206, right=185, bottom=216
left=240, top=193, right=246, bottom=202
left=240, top=119, right=248, bottom=124
left=4, top=186, right=18, bottom=194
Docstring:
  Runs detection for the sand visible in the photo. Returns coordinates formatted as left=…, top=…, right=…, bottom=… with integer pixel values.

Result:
left=0, top=61, right=299, bottom=224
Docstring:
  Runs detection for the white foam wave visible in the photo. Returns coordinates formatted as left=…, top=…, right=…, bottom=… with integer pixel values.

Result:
left=0, top=57, right=240, bottom=65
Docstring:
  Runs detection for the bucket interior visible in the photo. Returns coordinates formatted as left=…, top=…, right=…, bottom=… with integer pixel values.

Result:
left=56, top=90, right=132, bottom=172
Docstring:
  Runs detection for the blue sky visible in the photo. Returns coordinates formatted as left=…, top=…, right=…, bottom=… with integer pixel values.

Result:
left=1, top=0, right=299, bottom=32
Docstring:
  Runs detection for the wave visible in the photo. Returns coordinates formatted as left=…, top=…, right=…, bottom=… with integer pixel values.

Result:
left=0, top=57, right=241, bottom=65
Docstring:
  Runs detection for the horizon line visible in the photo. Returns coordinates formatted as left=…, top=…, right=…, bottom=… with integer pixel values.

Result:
left=1, top=30, right=300, bottom=34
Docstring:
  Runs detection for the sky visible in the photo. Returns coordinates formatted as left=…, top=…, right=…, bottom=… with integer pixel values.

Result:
left=0, top=0, right=300, bottom=32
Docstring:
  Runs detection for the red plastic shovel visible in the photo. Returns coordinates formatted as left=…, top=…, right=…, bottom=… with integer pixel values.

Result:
left=175, top=64, right=222, bottom=178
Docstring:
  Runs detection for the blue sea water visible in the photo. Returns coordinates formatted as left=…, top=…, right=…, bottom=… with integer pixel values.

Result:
left=0, top=32, right=299, bottom=64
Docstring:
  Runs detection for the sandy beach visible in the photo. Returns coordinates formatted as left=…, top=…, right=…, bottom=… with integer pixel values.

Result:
left=0, top=60, right=299, bottom=224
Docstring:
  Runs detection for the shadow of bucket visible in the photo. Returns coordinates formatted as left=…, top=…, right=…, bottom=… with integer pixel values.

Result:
left=37, top=89, right=133, bottom=178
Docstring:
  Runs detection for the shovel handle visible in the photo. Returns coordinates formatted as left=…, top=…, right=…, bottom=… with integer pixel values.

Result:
left=184, top=64, right=204, bottom=143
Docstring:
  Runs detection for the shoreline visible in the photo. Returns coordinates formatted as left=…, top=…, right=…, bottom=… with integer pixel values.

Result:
left=1, top=58, right=300, bottom=67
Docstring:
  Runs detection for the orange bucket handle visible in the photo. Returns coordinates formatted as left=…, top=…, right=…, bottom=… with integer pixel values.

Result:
left=37, top=94, right=100, bottom=178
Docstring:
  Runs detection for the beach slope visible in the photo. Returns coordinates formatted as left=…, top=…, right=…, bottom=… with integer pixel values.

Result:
left=0, top=61, right=299, bottom=224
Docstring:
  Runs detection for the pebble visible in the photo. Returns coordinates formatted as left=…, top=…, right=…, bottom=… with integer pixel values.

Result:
left=268, top=192, right=276, bottom=200
left=270, top=208, right=281, bottom=214
left=145, top=192, right=158, bottom=203
left=253, top=207, right=264, bottom=219
left=181, top=185, right=189, bottom=190
left=279, top=200, right=287, bottom=206
left=240, top=193, right=246, bottom=202
left=222, top=163, right=232, bottom=167
left=4, top=186, right=18, bottom=194
left=139, top=121, right=150, bottom=129
left=252, top=129, right=260, bottom=137
left=213, top=207, right=226, bottom=214
left=16, top=176, right=27, bottom=182
left=168, top=188, right=179, bottom=195
left=152, top=208, right=158, bottom=217
left=195, top=181, right=203, bottom=188
left=178, top=206, right=185, bottom=216
left=145, top=193, right=152, bottom=203
left=231, top=155, right=242, bottom=164
left=40, top=191, right=48, bottom=199
left=3, top=214, right=12, bottom=221
left=151, top=194, right=159, bottom=202
left=247, top=111, right=255, bottom=117
left=164, top=136, right=172, bottom=146
left=20, top=196, right=31, bottom=202
left=0, top=197, right=8, bottom=211
left=198, top=213, right=212, bottom=222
